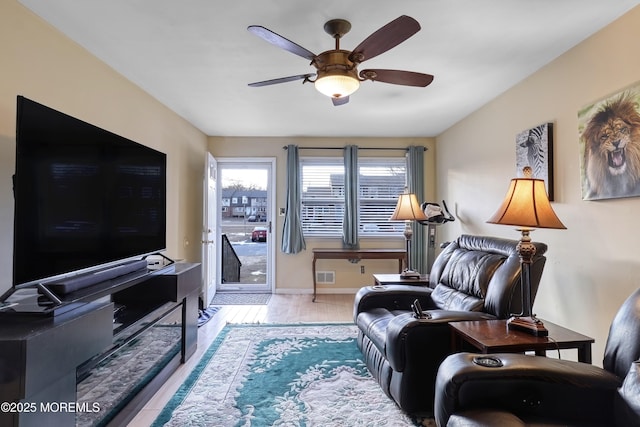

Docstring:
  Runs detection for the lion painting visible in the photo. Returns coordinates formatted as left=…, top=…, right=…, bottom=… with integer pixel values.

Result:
left=581, top=92, right=640, bottom=200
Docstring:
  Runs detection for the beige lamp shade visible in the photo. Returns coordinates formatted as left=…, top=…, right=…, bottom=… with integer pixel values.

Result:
left=389, top=193, right=428, bottom=221
left=487, top=178, right=566, bottom=229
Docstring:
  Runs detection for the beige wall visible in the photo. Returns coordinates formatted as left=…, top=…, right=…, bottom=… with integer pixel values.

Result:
left=0, top=1, right=208, bottom=295
left=209, top=136, right=436, bottom=293
left=436, top=6, right=640, bottom=364
left=5, top=0, right=634, bottom=366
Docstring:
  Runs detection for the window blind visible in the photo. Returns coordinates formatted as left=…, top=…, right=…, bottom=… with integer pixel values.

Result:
left=300, top=157, right=407, bottom=237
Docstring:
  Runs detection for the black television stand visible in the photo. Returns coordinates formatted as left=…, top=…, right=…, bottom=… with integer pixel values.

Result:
left=0, top=262, right=201, bottom=427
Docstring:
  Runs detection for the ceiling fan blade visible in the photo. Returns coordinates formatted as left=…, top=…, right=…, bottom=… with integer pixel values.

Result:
left=248, top=25, right=316, bottom=60
left=349, top=16, right=420, bottom=63
left=332, top=96, right=349, bottom=106
left=248, top=74, right=315, bottom=87
left=360, top=69, right=434, bottom=87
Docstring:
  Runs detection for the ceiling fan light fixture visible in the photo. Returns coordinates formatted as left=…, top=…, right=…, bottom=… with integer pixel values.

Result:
left=314, top=71, right=360, bottom=99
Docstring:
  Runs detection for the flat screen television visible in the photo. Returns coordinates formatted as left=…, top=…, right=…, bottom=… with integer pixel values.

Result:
left=12, top=96, right=167, bottom=288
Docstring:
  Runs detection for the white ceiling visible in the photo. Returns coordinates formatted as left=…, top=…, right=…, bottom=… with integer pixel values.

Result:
left=18, top=0, right=640, bottom=138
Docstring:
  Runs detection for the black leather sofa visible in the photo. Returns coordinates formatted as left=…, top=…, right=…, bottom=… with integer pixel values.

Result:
left=434, top=287, right=640, bottom=427
left=353, top=234, right=548, bottom=415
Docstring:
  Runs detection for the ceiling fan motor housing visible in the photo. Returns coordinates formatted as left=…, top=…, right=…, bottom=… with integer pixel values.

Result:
left=313, top=50, right=360, bottom=98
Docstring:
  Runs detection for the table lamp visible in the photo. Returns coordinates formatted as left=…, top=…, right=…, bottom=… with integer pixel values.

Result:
left=487, top=167, right=566, bottom=336
left=390, top=190, right=428, bottom=278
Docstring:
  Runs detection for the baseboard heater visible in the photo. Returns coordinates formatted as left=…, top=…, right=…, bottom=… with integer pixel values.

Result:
left=48, top=260, right=149, bottom=295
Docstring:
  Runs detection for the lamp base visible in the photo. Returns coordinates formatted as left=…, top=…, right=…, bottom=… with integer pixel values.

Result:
left=507, top=316, right=549, bottom=336
left=400, top=269, right=421, bottom=279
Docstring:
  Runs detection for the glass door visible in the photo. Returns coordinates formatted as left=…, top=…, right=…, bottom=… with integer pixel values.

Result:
left=216, top=159, right=274, bottom=293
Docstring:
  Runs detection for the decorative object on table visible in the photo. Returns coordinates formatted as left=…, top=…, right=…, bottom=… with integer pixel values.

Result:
left=152, top=323, right=434, bottom=427
left=578, top=84, right=640, bottom=200
left=389, top=189, right=428, bottom=278
left=420, top=200, right=455, bottom=225
left=418, top=199, right=455, bottom=273
left=516, top=122, right=554, bottom=200
left=487, top=166, right=566, bottom=336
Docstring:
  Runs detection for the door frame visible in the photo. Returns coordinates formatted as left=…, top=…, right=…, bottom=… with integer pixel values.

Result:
left=202, top=152, right=217, bottom=306
left=215, top=157, right=276, bottom=293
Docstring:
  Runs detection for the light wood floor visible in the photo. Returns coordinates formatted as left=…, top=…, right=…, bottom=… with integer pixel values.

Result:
left=128, top=293, right=355, bottom=426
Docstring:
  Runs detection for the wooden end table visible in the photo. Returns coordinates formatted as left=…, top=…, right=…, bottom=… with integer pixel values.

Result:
left=450, top=319, right=594, bottom=363
left=372, top=273, right=430, bottom=286
left=311, top=248, right=406, bottom=301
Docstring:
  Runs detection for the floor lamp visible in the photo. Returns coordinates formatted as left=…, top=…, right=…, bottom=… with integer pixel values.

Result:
left=487, top=168, right=566, bottom=336
left=390, top=191, right=428, bottom=279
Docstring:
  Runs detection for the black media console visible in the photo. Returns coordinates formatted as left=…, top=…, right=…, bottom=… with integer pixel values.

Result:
left=0, top=262, right=201, bottom=427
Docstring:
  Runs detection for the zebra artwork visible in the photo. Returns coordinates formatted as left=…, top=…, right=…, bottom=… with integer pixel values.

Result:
left=516, top=123, right=553, bottom=200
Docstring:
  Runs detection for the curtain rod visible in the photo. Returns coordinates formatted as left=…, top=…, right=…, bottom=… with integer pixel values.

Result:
left=282, top=146, right=426, bottom=151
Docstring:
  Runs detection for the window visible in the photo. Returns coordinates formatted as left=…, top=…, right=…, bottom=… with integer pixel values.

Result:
left=300, top=158, right=344, bottom=236
left=359, top=158, right=407, bottom=236
left=300, top=157, right=407, bottom=237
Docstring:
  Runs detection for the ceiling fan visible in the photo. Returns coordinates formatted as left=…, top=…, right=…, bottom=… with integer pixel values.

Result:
left=247, top=15, right=434, bottom=106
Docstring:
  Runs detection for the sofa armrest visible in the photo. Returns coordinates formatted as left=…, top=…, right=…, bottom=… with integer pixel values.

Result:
left=353, top=285, right=435, bottom=322
left=384, top=311, right=496, bottom=372
left=616, top=360, right=640, bottom=426
left=434, top=352, right=622, bottom=427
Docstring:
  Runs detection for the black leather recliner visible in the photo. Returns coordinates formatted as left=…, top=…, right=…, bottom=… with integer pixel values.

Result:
left=434, top=287, right=640, bottom=427
left=353, top=234, right=548, bottom=415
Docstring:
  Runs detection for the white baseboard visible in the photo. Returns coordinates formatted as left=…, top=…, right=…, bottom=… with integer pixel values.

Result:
left=274, top=287, right=362, bottom=295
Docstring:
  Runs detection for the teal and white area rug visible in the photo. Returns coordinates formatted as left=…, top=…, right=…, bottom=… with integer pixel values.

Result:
left=153, top=323, right=434, bottom=426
